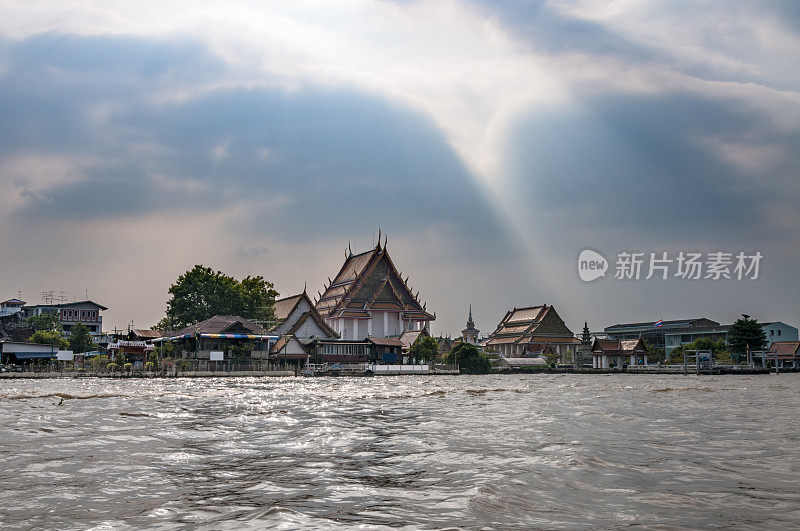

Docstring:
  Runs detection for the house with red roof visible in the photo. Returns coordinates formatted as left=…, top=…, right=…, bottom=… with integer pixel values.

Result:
left=590, top=337, right=649, bottom=369
left=768, top=341, right=800, bottom=369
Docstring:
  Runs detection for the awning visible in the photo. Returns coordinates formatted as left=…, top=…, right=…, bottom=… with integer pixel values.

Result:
left=12, top=351, right=56, bottom=360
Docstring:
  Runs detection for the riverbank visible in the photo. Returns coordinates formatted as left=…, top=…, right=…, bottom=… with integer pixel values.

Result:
left=1, top=366, right=795, bottom=378
left=0, top=370, right=296, bottom=379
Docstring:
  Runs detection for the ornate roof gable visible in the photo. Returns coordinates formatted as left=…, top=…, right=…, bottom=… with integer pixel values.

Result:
left=316, top=242, right=433, bottom=320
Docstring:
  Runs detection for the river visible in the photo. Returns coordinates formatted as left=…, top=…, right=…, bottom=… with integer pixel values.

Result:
left=0, top=374, right=798, bottom=529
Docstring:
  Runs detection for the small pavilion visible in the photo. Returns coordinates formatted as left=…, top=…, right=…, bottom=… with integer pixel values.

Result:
left=590, top=338, right=649, bottom=368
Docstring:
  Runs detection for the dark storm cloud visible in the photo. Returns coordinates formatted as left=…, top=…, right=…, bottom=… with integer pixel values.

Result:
left=0, top=33, right=509, bottom=255
left=470, top=1, right=800, bottom=89
left=506, top=92, right=800, bottom=248
left=0, top=34, right=226, bottom=155
left=464, top=1, right=669, bottom=63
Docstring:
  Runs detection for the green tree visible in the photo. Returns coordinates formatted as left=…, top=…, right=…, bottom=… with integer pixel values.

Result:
left=162, top=265, right=279, bottom=328
left=29, top=330, right=68, bottom=348
left=25, top=313, right=61, bottom=332
left=649, top=347, right=666, bottom=364
left=152, top=317, right=175, bottom=332
left=409, top=336, right=439, bottom=364
left=68, top=322, right=95, bottom=354
left=727, top=314, right=767, bottom=360
left=445, top=343, right=491, bottom=374
left=230, top=342, right=253, bottom=361
left=667, top=338, right=731, bottom=364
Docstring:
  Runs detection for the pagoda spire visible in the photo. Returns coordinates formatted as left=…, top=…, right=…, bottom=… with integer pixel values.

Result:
left=461, top=304, right=479, bottom=344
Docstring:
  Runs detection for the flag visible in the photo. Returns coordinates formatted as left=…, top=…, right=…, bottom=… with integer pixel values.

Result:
left=654, top=319, right=663, bottom=327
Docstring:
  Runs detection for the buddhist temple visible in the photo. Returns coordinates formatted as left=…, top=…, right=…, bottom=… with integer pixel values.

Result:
left=315, top=236, right=435, bottom=340
left=486, top=304, right=580, bottom=361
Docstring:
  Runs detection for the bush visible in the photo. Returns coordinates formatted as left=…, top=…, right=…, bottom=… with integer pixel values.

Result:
left=107, top=363, right=118, bottom=371
left=91, top=354, right=109, bottom=372
left=445, top=343, right=491, bottom=374
left=123, top=363, right=132, bottom=371
left=144, top=362, right=155, bottom=371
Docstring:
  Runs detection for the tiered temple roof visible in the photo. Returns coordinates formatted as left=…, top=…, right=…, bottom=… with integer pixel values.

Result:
left=486, top=305, right=578, bottom=347
left=315, top=241, right=435, bottom=323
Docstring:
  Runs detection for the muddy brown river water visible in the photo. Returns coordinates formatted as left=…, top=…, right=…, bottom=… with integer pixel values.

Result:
left=1, top=373, right=798, bottom=529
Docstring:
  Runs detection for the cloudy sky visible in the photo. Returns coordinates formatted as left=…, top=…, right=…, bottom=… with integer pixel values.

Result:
left=1, top=1, right=799, bottom=336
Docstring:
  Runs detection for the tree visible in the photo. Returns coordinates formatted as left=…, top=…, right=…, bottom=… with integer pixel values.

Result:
left=667, top=337, right=729, bottom=364
left=445, top=343, right=491, bottom=374
left=727, top=314, right=767, bottom=360
left=543, top=348, right=559, bottom=367
left=29, top=330, right=68, bottom=348
left=152, top=317, right=175, bottom=332
left=68, top=322, right=95, bottom=354
left=649, top=347, right=666, bottom=364
left=25, top=313, right=61, bottom=332
left=162, top=265, right=279, bottom=328
left=409, top=336, right=439, bottom=364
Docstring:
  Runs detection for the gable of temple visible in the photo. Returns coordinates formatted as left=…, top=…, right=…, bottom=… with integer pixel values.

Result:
left=316, top=242, right=433, bottom=321
left=314, top=239, right=435, bottom=339
left=532, top=307, right=574, bottom=336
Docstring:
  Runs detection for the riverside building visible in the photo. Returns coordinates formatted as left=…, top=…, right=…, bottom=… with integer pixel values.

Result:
left=485, top=305, right=580, bottom=361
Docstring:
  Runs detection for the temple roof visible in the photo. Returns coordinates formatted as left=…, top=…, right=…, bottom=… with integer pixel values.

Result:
left=487, top=305, right=575, bottom=345
left=590, top=337, right=649, bottom=355
left=769, top=341, right=800, bottom=355
left=315, top=242, right=434, bottom=321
